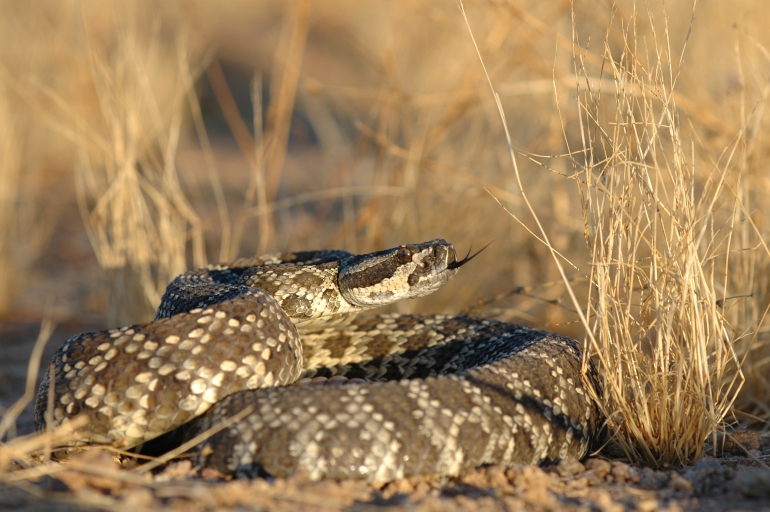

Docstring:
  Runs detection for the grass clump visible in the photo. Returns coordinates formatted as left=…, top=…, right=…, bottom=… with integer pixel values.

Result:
left=568, top=6, right=766, bottom=466
left=463, top=0, right=769, bottom=467
left=71, top=25, right=206, bottom=325
left=0, top=87, right=51, bottom=317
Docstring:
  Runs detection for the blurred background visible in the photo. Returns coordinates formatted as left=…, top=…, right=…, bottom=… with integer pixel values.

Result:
left=1, top=0, right=770, bottom=436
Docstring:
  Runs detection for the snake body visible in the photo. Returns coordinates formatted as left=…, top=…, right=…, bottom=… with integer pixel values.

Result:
left=35, top=239, right=603, bottom=482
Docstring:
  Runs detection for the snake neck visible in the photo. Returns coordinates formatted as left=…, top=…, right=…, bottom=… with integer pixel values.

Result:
left=241, top=239, right=461, bottom=328
left=158, top=239, right=462, bottom=329
left=240, top=261, right=360, bottom=329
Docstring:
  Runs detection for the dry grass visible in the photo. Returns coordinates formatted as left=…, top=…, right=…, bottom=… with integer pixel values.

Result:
left=461, top=0, right=766, bottom=467
left=0, top=86, right=52, bottom=317
left=69, top=25, right=208, bottom=325
left=0, top=85, right=24, bottom=315
left=1, top=0, right=770, bottom=504
left=566, top=6, right=766, bottom=466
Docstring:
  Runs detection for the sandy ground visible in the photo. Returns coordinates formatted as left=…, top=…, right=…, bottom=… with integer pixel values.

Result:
left=1, top=448, right=770, bottom=511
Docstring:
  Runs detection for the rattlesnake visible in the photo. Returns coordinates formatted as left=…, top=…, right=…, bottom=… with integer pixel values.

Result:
left=35, top=239, right=604, bottom=482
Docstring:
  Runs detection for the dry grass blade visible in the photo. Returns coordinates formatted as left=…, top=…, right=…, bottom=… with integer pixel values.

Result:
left=0, top=86, right=51, bottom=316
left=134, top=405, right=255, bottom=474
left=0, top=87, right=22, bottom=315
left=0, top=417, right=89, bottom=479
left=458, top=0, right=600, bottom=376
left=264, top=0, right=313, bottom=212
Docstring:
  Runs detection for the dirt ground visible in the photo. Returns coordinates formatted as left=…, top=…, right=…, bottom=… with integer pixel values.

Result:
left=1, top=446, right=770, bottom=511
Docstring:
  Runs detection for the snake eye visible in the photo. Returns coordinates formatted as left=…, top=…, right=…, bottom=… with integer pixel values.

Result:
left=396, top=246, right=412, bottom=263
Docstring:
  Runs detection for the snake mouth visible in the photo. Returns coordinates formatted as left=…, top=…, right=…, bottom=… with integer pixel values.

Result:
left=406, top=240, right=457, bottom=284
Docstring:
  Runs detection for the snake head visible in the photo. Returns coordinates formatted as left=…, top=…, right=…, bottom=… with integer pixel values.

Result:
left=338, top=239, right=462, bottom=308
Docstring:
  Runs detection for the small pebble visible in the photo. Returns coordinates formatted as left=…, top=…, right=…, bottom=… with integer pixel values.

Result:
left=736, top=469, right=770, bottom=499
left=668, top=473, right=693, bottom=492
left=584, top=458, right=612, bottom=479
left=637, top=468, right=660, bottom=491
left=610, top=461, right=640, bottom=483
left=556, top=457, right=585, bottom=478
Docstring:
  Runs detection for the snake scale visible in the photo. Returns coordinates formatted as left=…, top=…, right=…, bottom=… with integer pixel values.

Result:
left=35, top=239, right=604, bottom=482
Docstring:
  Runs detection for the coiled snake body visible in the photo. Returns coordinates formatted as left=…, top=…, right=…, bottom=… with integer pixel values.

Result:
left=35, top=239, right=603, bottom=482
